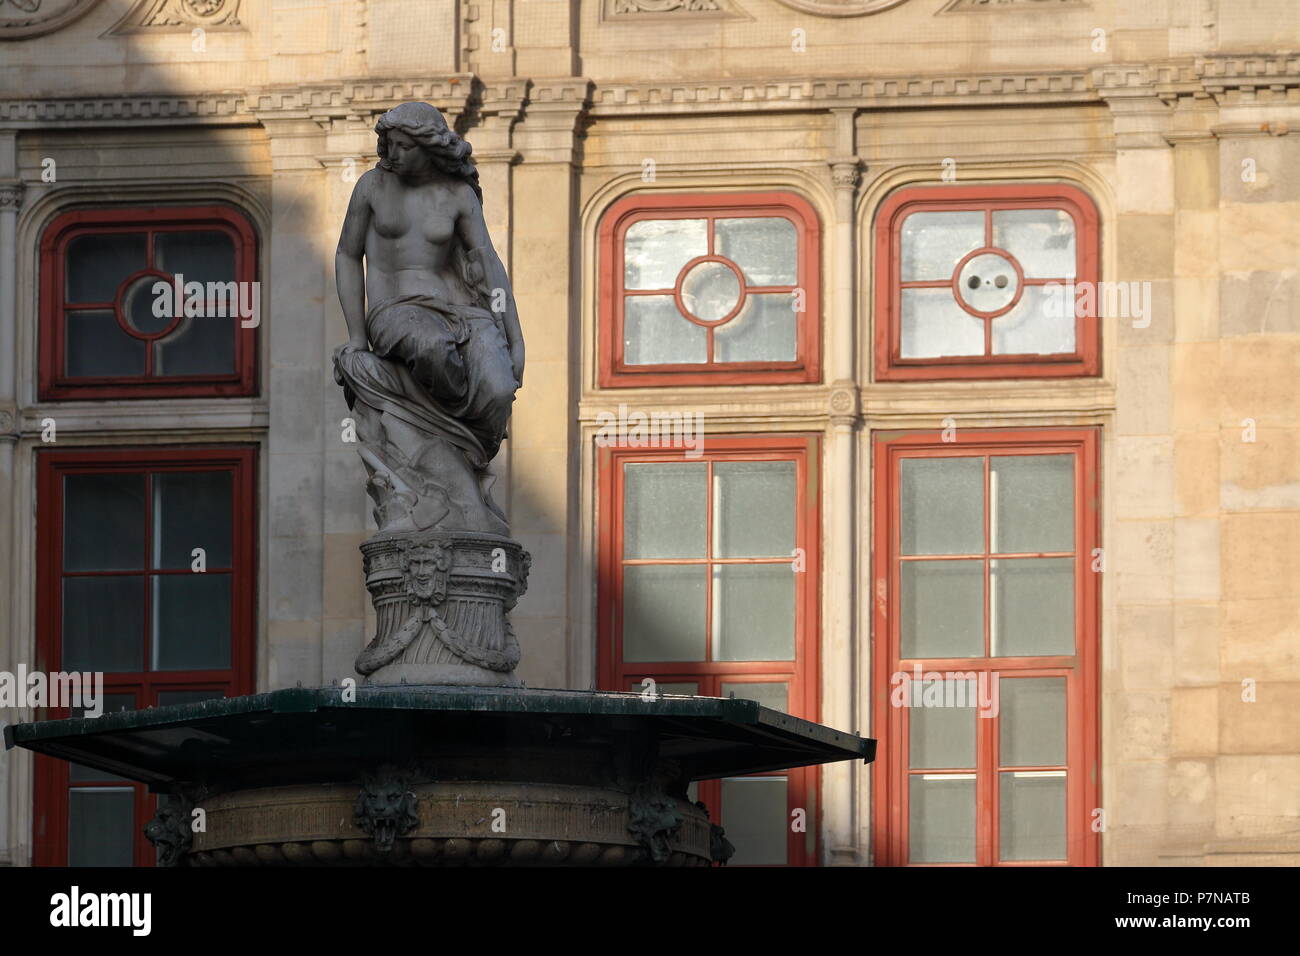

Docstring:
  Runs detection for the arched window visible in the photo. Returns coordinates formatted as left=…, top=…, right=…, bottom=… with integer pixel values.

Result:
left=39, top=205, right=258, bottom=400
left=874, top=184, right=1100, bottom=380
left=598, top=192, right=821, bottom=387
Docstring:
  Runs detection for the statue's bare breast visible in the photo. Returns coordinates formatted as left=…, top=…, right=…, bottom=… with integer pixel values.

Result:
left=363, top=174, right=467, bottom=304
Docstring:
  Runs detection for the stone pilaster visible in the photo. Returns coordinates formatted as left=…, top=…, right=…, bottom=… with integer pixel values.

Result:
left=0, top=129, right=21, bottom=866
left=824, top=107, right=863, bottom=866
left=506, top=79, right=592, bottom=690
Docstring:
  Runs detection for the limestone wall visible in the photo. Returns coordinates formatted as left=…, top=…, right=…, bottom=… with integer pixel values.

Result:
left=1, top=0, right=1297, bottom=866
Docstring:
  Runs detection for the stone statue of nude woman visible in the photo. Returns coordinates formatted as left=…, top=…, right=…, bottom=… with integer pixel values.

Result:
left=334, top=101, right=524, bottom=537
left=333, top=102, right=529, bottom=687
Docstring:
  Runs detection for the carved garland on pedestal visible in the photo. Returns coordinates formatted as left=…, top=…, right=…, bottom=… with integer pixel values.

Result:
left=355, top=537, right=525, bottom=677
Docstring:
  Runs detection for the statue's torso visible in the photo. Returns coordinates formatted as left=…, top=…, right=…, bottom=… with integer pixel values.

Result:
left=364, top=171, right=471, bottom=306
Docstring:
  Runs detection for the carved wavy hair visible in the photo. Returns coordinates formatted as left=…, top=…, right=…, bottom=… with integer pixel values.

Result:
left=374, top=102, right=482, bottom=204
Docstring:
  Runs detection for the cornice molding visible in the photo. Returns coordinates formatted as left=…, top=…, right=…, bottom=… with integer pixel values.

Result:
left=2, top=56, right=1297, bottom=133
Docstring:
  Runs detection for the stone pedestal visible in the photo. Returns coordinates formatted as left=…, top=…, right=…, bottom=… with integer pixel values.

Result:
left=357, top=531, right=530, bottom=687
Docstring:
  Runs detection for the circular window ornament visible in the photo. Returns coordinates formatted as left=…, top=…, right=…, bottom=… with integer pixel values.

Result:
left=115, top=270, right=185, bottom=341
left=0, top=0, right=102, bottom=39
left=951, top=247, right=1024, bottom=319
left=676, top=256, right=747, bottom=327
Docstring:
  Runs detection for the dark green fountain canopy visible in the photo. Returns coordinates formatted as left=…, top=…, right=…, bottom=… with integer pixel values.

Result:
left=5, top=685, right=874, bottom=793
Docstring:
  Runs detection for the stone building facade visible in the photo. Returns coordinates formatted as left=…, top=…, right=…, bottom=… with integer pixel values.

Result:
left=1, top=0, right=1298, bottom=866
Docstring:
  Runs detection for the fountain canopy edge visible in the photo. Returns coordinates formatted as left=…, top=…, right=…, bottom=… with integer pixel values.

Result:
left=6, top=684, right=875, bottom=867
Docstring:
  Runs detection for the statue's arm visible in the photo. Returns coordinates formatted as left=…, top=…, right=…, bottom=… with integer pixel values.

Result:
left=335, top=172, right=374, bottom=353
left=456, top=186, right=525, bottom=386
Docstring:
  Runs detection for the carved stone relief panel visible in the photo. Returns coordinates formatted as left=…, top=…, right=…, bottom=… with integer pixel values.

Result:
left=0, top=0, right=103, bottom=39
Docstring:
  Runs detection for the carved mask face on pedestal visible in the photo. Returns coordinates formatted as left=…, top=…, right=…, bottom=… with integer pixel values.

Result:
left=403, top=545, right=447, bottom=604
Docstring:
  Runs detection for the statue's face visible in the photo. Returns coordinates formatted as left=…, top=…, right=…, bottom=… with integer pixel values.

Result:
left=386, top=130, right=434, bottom=180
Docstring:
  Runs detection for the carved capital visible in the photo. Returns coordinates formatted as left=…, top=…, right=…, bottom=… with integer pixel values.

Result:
left=828, top=157, right=863, bottom=191
left=0, top=182, right=24, bottom=211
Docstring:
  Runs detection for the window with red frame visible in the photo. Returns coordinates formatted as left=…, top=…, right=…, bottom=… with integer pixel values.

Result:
left=874, top=184, right=1099, bottom=381
left=599, top=193, right=821, bottom=387
left=33, top=447, right=257, bottom=866
left=39, top=206, right=258, bottom=400
left=872, top=429, right=1099, bottom=866
left=597, top=436, right=820, bottom=865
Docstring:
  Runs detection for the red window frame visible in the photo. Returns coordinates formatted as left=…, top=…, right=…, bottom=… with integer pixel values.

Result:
left=871, top=428, right=1100, bottom=867
left=32, top=445, right=258, bottom=867
left=39, top=205, right=259, bottom=400
left=596, top=434, right=822, bottom=865
left=598, top=192, right=822, bottom=388
left=873, top=184, right=1100, bottom=381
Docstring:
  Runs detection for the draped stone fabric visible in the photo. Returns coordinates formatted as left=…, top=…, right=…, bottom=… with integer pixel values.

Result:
left=333, top=293, right=517, bottom=534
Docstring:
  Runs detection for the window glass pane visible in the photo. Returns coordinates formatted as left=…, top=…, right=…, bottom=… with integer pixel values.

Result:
left=909, top=774, right=975, bottom=863
left=713, top=564, right=794, bottom=662
left=999, top=678, right=1067, bottom=767
left=65, top=310, right=146, bottom=378
left=717, top=291, right=795, bottom=361
left=155, top=314, right=238, bottom=375
left=157, top=689, right=226, bottom=707
left=65, top=233, right=147, bottom=303
left=152, top=470, right=233, bottom=569
left=64, top=473, right=145, bottom=571
left=70, top=694, right=136, bottom=782
left=622, top=565, right=706, bottom=662
left=722, top=776, right=787, bottom=866
left=680, top=260, right=740, bottom=322
left=721, top=681, right=788, bottom=713
left=900, top=560, right=983, bottom=659
left=992, top=209, right=1076, bottom=279
left=900, top=211, right=984, bottom=282
left=624, top=463, right=706, bottom=559
left=899, top=457, right=983, bottom=556
left=624, top=295, right=706, bottom=365
left=991, top=454, right=1074, bottom=554
left=991, top=558, right=1074, bottom=657
left=712, top=461, right=795, bottom=558
left=714, top=292, right=798, bottom=363
left=68, top=787, right=136, bottom=866
left=624, top=219, right=707, bottom=290
left=154, top=230, right=236, bottom=283
left=900, top=288, right=984, bottom=359
left=151, top=574, right=232, bottom=670
left=62, top=577, right=143, bottom=672
left=715, top=217, right=797, bottom=286
left=908, top=678, right=976, bottom=769
left=991, top=285, right=1076, bottom=356
left=999, top=771, right=1067, bottom=861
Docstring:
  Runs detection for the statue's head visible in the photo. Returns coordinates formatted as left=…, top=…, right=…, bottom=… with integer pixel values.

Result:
left=375, top=102, right=481, bottom=202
